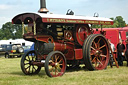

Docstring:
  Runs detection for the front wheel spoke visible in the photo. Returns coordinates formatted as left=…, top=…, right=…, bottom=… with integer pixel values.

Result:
left=99, top=45, right=106, bottom=50
left=55, top=68, right=59, bottom=76
left=59, top=64, right=63, bottom=66
left=33, top=65, right=37, bottom=71
left=55, top=68, right=57, bottom=76
left=56, top=56, right=60, bottom=62
left=32, top=66, right=34, bottom=73
left=29, top=65, right=31, bottom=73
left=49, top=67, right=53, bottom=72
left=31, top=53, right=33, bottom=61
left=24, top=63, right=30, bottom=65
left=49, top=59, right=55, bottom=64
left=25, top=59, right=29, bottom=61
left=55, top=55, right=57, bottom=62
left=49, top=61, right=55, bottom=66
left=32, top=57, right=34, bottom=61
left=57, top=66, right=62, bottom=70
left=49, top=67, right=55, bottom=72
left=51, top=57, right=54, bottom=62
left=25, top=65, right=30, bottom=70
left=58, top=59, right=63, bottom=64
left=27, top=55, right=31, bottom=61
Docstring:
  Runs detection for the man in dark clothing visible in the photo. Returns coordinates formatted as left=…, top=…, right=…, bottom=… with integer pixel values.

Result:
left=125, top=39, right=128, bottom=66
left=117, top=40, right=125, bottom=66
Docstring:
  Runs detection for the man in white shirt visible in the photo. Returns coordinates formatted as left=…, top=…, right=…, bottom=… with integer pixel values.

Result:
left=108, top=39, right=115, bottom=52
left=108, top=39, right=115, bottom=66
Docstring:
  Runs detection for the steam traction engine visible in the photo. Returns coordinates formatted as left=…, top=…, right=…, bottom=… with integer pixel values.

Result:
left=12, top=0, right=113, bottom=77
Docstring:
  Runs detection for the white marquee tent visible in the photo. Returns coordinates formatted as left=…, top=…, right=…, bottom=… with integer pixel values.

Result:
left=0, top=39, right=33, bottom=46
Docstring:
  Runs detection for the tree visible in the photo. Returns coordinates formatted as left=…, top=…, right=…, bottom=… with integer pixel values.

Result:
left=0, top=22, right=22, bottom=40
left=115, top=16, right=126, bottom=27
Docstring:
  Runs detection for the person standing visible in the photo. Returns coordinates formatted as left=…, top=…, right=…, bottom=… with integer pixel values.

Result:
left=117, top=40, right=125, bottom=66
left=108, top=39, right=115, bottom=52
left=125, top=39, right=128, bottom=66
left=108, top=39, right=115, bottom=66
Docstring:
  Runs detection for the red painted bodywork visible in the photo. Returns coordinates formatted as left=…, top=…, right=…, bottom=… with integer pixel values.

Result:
left=75, top=49, right=83, bottom=60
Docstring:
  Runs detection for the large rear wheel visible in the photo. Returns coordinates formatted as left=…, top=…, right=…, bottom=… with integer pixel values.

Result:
left=83, top=34, right=110, bottom=70
left=45, top=51, right=67, bottom=77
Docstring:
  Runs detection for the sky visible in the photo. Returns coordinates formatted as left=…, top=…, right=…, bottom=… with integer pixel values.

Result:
left=0, top=0, right=128, bottom=28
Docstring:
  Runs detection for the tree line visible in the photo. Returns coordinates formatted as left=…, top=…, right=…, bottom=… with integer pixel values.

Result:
left=0, top=22, right=22, bottom=40
left=0, top=16, right=127, bottom=40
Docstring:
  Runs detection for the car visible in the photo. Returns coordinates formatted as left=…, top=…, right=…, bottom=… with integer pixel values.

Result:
left=0, top=44, right=24, bottom=58
left=22, top=45, right=31, bottom=53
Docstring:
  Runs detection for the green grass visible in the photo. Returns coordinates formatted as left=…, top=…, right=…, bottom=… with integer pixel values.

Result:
left=0, top=57, right=128, bottom=85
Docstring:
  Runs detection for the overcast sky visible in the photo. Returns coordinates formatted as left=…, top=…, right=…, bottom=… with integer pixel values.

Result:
left=0, top=0, right=128, bottom=28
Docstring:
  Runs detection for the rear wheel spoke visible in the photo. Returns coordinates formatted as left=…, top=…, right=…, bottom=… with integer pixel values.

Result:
left=91, top=47, right=96, bottom=51
left=95, top=59, right=97, bottom=67
left=97, top=58, right=103, bottom=66
left=97, top=38, right=101, bottom=44
left=93, top=41, right=97, bottom=48
left=99, top=45, right=106, bottom=50
left=92, top=57, right=96, bottom=62
left=100, top=54, right=106, bottom=57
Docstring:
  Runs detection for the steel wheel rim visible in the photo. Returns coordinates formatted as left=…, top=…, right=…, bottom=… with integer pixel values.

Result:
left=89, top=36, right=109, bottom=70
left=48, top=53, right=66, bottom=77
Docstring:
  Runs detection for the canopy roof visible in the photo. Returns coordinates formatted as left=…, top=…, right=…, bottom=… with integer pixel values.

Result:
left=12, top=12, right=113, bottom=25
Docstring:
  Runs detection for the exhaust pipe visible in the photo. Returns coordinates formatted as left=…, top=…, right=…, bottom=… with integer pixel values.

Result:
left=38, top=0, right=49, bottom=13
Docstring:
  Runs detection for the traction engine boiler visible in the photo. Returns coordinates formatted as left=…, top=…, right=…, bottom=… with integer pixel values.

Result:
left=12, top=0, right=113, bottom=77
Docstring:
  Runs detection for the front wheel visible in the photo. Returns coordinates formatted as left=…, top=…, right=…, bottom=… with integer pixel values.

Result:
left=21, top=50, right=41, bottom=75
left=83, top=34, right=110, bottom=70
left=45, top=51, right=67, bottom=77
left=5, top=53, right=10, bottom=58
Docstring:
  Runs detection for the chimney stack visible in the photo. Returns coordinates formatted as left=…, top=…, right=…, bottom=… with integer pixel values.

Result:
left=38, top=0, right=49, bottom=13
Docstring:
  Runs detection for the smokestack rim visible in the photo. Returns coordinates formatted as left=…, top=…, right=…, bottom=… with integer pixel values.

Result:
left=38, top=8, right=49, bottom=13
left=38, top=0, right=49, bottom=13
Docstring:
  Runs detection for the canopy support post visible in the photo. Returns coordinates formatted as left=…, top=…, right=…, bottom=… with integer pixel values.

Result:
left=34, top=21, right=36, bottom=35
left=22, top=22, right=24, bottom=35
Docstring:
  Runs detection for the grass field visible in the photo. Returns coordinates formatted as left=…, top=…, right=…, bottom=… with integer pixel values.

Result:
left=0, top=57, right=128, bottom=85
